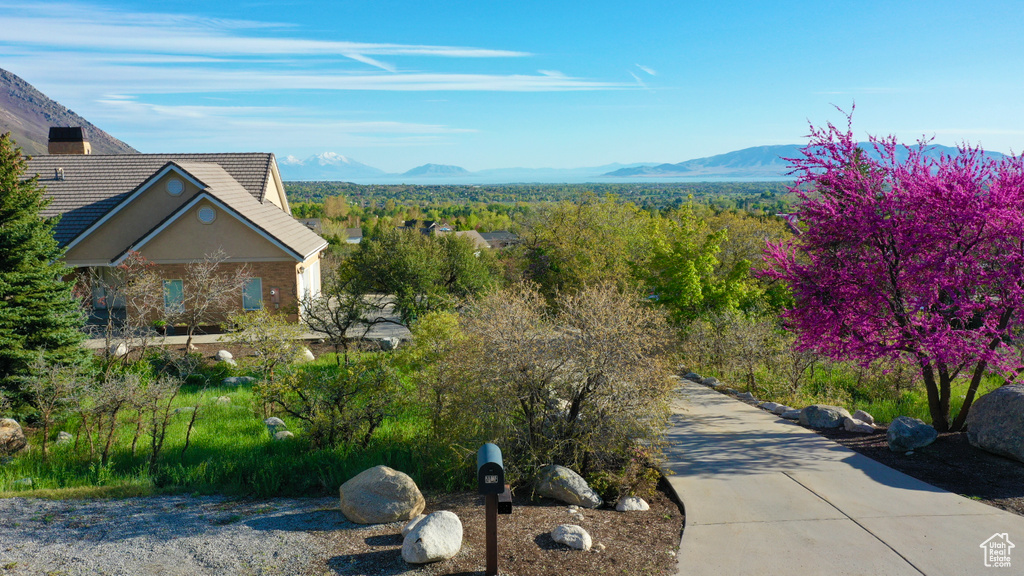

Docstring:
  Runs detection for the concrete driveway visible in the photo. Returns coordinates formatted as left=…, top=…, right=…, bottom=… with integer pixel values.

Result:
left=664, top=379, right=1024, bottom=576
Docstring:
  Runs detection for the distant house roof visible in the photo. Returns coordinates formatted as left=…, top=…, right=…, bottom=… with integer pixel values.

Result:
left=451, top=230, right=490, bottom=251
left=296, top=217, right=322, bottom=233
left=344, top=227, right=363, bottom=241
left=479, top=231, right=520, bottom=248
left=25, top=153, right=276, bottom=246
left=400, top=219, right=453, bottom=234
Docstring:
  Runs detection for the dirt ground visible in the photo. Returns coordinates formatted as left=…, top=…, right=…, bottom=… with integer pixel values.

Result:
left=318, top=487, right=684, bottom=576
left=815, top=427, right=1024, bottom=516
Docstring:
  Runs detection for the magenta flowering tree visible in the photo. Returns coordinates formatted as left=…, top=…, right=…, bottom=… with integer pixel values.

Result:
left=764, top=118, right=1024, bottom=432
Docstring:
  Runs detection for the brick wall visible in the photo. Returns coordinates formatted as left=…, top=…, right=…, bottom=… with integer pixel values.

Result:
left=152, top=260, right=299, bottom=324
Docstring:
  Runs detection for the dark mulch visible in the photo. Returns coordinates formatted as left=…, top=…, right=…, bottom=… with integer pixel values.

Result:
left=814, top=427, right=1024, bottom=516
left=319, top=486, right=684, bottom=576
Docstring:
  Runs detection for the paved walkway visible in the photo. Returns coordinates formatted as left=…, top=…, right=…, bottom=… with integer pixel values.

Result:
left=663, top=379, right=1024, bottom=576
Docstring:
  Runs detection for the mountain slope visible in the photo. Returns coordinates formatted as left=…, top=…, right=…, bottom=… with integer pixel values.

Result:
left=0, top=68, right=136, bottom=156
left=403, top=163, right=469, bottom=176
left=278, top=152, right=385, bottom=180
left=605, top=144, right=1006, bottom=178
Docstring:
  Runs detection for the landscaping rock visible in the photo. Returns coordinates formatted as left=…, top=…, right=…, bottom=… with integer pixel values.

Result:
left=222, top=376, right=255, bottom=387
left=535, top=464, right=603, bottom=508
left=700, top=377, right=719, bottom=386
left=551, top=524, right=592, bottom=551
left=843, top=417, right=876, bottom=434
left=379, top=337, right=401, bottom=351
left=887, top=416, right=937, bottom=452
left=615, top=496, right=649, bottom=512
left=799, top=405, right=851, bottom=429
left=109, top=342, right=129, bottom=357
left=12, top=478, right=32, bottom=488
left=760, top=402, right=782, bottom=413
left=215, top=350, right=233, bottom=362
left=0, top=419, right=27, bottom=455
left=772, top=404, right=793, bottom=416
left=781, top=409, right=802, bottom=420
left=55, top=431, right=73, bottom=446
left=737, top=392, right=755, bottom=401
left=401, top=510, right=462, bottom=564
left=264, top=417, right=287, bottom=435
left=720, top=388, right=739, bottom=395
left=339, top=465, right=426, bottom=524
left=853, top=409, right=875, bottom=425
left=682, top=372, right=702, bottom=382
left=300, top=348, right=315, bottom=362
left=966, top=383, right=1024, bottom=463
left=215, top=396, right=231, bottom=405
left=402, top=514, right=427, bottom=537
left=172, top=406, right=196, bottom=416
left=273, top=431, right=294, bottom=441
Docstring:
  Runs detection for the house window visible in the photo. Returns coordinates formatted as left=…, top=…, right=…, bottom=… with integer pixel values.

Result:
left=197, top=206, right=216, bottom=224
left=166, top=178, right=184, bottom=196
left=242, top=277, right=263, bottom=311
left=163, top=279, right=184, bottom=313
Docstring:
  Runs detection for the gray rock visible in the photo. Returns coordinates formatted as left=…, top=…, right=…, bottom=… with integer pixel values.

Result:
left=0, top=419, right=27, bottom=455
left=215, top=350, right=234, bottom=362
left=273, top=430, right=294, bottom=441
left=760, top=402, right=782, bottom=413
left=55, top=431, right=73, bottom=446
left=401, top=511, right=463, bottom=564
left=551, top=524, right=592, bottom=551
left=966, top=384, right=1024, bottom=463
left=264, top=417, right=287, bottom=435
left=402, top=514, right=427, bottom=537
left=535, top=464, right=603, bottom=508
left=12, top=477, right=32, bottom=488
left=379, top=337, right=401, bottom=351
left=339, top=465, right=426, bottom=524
left=737, top=392, right=755, bottom=401
left=720, top=388, right=739, bottom=395
left=299, top=348, right=315, bottom=362
left=109, top=342, right=129, bottom=357
left=682, top=372, right=702, bottom=382
left=172, top=406, right=196, bottom=416
left=887, top=416, right=937, bottom=452
left=772, top=404, right=793, bottom=416
left=700, top=377, right=719, bottom=387
left=781, top=409, right=802, bottom=420
left=799, top=405, right=852, bottom=429
left=615, top=496, right=649, bottom=512
left=222, top=376, right=255, bottom=387
left=843, top=417, right=876, bottom=434
left=853, top=409, right=875, bottom=425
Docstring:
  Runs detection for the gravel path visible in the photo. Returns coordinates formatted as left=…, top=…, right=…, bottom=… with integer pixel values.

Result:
left=0, top=495, right=391, bottom=576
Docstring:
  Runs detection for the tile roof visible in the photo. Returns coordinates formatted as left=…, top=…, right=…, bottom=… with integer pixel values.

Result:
left=23, top=153, right=274, bottom=246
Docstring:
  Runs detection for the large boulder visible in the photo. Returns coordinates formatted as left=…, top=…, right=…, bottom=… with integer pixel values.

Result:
left=339, top=465, right=425, bottom=524
left=109, top=342, right=129, bottom=357
left=0, top=419, right=27, bottom=455
left=781, top=409, right=802, bottom=420
left=535, top=465, right=603, bottom=508
left=222, top=376, right=255, bottom=387
left=378, top=337, right=401, bottom=352
left=215, top=350, right=233, bottom=362
left=843, top=417, right=876, bottom=434
left=887, top=416, right=937, bottom=452
left=966, top=384, right=1024, bottom=463
left=551, top=524, right=592, bottom=551
left=264, top=417, right=287, bottom=435
left=853, top=410, right=875, bottom=425
left=799, top=405, right=852, bottom=429
left=401, top=510, right=463, bottom=564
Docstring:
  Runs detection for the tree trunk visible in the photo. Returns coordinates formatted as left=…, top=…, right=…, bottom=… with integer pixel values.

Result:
left=918, top=358, right=950, bottom=432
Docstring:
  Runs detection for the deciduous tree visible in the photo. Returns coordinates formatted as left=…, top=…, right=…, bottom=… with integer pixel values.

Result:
left=764, top=118, right=1024, bottom=431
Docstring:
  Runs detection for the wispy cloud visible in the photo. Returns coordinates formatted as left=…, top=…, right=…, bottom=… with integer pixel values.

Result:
left=629, top=71, right=647, bottom=88
left=636, top=64, right=657, bottom=76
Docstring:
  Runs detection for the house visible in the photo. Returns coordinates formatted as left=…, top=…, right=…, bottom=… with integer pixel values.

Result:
left=24, top=130, right=328, bottom=323
left=399, top=220, right=453, bottom=235
left=479, top=231, right=520, bottom=249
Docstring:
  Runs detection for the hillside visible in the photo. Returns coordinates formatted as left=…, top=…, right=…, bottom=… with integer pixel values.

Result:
left=0, top=68, right=136, bottom=156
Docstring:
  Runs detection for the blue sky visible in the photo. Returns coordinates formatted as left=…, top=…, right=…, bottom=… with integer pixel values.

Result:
left=2, top=1, right=1023, bottom=172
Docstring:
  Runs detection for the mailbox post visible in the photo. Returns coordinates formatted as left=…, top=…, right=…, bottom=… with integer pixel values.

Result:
left=477, top=443, right=510, bottom=576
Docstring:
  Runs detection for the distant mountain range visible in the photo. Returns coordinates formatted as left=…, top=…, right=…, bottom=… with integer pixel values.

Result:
left=0, top=67, right=136, bottom=156
left=278, top=143, right=1006, bottom=184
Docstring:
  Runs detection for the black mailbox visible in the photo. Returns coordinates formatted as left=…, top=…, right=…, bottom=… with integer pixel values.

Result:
left=477, top=443, right=505, bottom=495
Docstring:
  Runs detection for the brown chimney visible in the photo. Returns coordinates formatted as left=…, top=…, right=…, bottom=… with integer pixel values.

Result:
left=48, top=127, right=92, bottom=155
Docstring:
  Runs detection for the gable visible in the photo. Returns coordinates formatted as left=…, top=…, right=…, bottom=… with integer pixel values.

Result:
left=136, top=198, right=294, bottom=263
left=64, top=168, right=203, bottom=265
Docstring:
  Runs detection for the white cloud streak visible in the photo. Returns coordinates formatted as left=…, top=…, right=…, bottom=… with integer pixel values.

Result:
left=636, top=64, right=657, bottom=76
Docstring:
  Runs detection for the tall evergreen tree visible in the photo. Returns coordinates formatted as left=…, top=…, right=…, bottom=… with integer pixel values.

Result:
left=0, top=133, right=86, bottom=394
